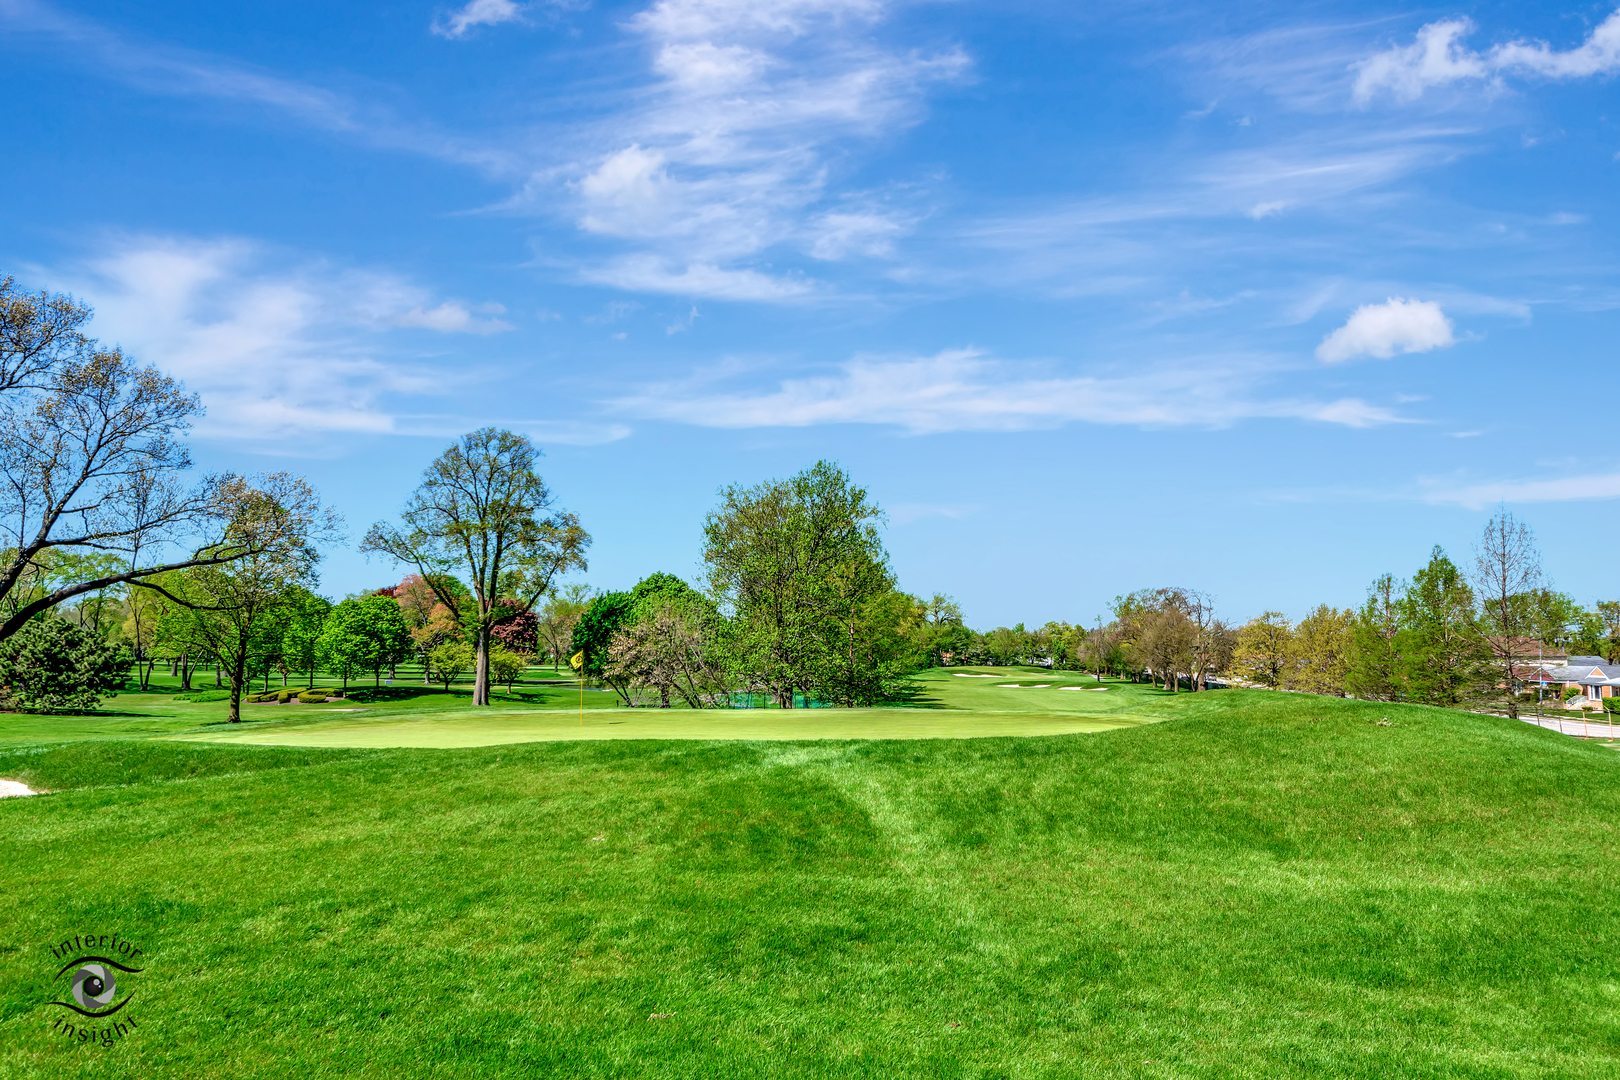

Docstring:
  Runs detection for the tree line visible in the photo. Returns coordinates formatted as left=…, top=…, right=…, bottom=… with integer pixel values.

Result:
left=2, top=275, right=1611, bottom=720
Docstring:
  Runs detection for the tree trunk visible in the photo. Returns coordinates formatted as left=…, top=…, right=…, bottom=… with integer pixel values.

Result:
left=180, top=653, right=192, bottom=690
left=227, top=645, right=248, bottom=723
left=474, top=626, right=490, bottom=706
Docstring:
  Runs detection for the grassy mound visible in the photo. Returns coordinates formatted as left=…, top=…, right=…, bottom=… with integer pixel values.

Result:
left=0, top=689, right=1616, bottom=1077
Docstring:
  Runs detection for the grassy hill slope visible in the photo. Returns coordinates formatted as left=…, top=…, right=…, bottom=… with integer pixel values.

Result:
left=1, top=688, right=1617, bottom=1078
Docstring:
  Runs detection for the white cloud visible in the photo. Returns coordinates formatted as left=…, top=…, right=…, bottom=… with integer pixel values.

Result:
left=47, top=235, right=515, bottom=440
left=1316, top=297, right=1455, bottom=363
left=808, top=210, right=907, bottom=260
left=1423, top=471, right=1620, bottom=509
left=611, top=348, right=1405, bottom=434
left=394, top=301, right=513, bottom=334
left=552, top=0, right=966, bottom=299
left=1355, top=11, right=1620, bottom=104
left=579, top=255, right=815, bottom=301
left=434, top=0, right=525, bottom=39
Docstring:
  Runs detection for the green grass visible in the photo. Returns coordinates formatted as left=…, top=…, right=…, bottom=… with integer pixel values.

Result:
left=1, top=678, right=1618, bottom=1077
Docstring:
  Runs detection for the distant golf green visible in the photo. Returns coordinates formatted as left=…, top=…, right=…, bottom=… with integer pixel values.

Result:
left=163, top=668, right=1156, bottom=747
left=2, top=672, right=1617, bottom=1078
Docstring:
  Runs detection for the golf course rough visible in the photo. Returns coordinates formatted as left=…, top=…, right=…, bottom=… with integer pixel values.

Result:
left=0, top=672, right=1616, bottom=1078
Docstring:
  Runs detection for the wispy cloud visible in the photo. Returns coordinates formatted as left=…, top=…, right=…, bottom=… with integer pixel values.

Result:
left=42, top=235, right=513, bottom=440
left=0, top=0, right=512, bottom=171
left=433, top=0, right=526, bottom=39
left=1355, top=11, right=1620, bottom=104
left=1422, top=471, right=1620, bottom=509
left=610, top=347, right=1405, bottom=434
left=549, top=0, right=968, bottom=299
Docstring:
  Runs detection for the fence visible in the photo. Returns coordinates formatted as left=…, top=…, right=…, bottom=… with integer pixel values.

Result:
left=726, top=692, right=834, bottom=710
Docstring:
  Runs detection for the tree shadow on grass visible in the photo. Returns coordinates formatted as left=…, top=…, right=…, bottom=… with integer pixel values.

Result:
left=878, top=680, right=949, bottom=710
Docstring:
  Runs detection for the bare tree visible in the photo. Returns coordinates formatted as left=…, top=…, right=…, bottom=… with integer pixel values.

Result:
left=1472, top=507, right=1542, bottom=718
left=362, top=429, right=590, bottom=706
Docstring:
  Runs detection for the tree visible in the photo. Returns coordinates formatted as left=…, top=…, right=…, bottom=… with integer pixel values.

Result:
left=606, top=599, right=733, bottom=709
left=1346, top=574, right=1403, bottom=701
left=1082, top=620, right=1126, bottom=681
left=0, top=615, right=127, bottom=712
left=490, top=599, right=539, bottom=655
left=1231, top=612, right=1293, bottom=688
left=0, top=286, right=323, bottom=639
left=280, top=589, right=332, bottom=688
left=1136, top=603, right=1195, bottom=691
left=320, top=594, right=413, bottom=688
left=1471, top=508, right=1543, bottom=718
left=488, top=645, right=527, bottom=695
left=1286, top=605, right=1354, bottom=696
left=159, top=474, right=337, bottom=722
left=571, top=591, right=636, bottom=703
left=362, top=429, right=590, bottom=706
left=1396, top=546, right=1485, bottom=708
left=1178, top=589, right=1232, bottom=691
left=1523, top=589, right=1582, bottom=655
left=539, top=584, right=592, bottom=671
left=910, top=594, right=968, bottom=668
left=702, top=461, right=900, bottom=707
left=1597, top=600, right=1620, bottom=664
left=122, top=582, right=164, bottom=690
left=429, top=640, right=473, bottom=691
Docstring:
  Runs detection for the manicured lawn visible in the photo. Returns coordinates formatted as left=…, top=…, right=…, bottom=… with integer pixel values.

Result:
left=1, top=679, right=1617, bottom=1077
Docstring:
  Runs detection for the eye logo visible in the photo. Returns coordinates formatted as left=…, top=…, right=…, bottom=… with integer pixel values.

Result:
left=54, top=956, right=141, bottom=1018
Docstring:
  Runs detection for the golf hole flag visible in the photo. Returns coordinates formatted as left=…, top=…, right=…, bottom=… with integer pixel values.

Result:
left=569, top=650, right=584, bottom=673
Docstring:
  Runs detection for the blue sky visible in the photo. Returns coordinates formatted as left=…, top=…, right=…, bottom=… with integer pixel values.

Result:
left=3, top=0, right=1618, bottom=628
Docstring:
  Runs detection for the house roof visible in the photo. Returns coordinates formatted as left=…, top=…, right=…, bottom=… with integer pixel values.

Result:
left=1544, top=656, right=1620, bottom=685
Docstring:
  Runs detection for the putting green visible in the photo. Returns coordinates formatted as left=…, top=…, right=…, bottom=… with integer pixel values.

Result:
left=169, top=706, right=1153, bottom=747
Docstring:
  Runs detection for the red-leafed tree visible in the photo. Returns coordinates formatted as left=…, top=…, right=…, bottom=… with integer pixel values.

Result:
left=490, top=598, right=538, bottom=655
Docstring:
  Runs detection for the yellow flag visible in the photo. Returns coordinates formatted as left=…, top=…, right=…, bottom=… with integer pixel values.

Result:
left=569, top=650, right=585, bottom=672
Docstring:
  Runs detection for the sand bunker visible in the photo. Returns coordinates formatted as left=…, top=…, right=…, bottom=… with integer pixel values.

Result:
left=0, top=780, right=40, bottom=797
left=996, top=684, right=1051, bottom=688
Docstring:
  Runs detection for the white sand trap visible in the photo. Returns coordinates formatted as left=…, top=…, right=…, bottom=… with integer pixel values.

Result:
left=0, top=779, right=40, bottom=797
left=1059, top=687, right=1110, bottom=692
left=996, top=684, right=1051, bottom=688
left=952, top=673, right=1000, bottom=678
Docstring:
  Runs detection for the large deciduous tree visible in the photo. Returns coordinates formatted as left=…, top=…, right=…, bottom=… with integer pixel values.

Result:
left=0, top=281, right=321, bottom=638
left=1231, top=612, right=1294, bottom=688
left=320, top=593, right=414, bottom=688
left=362, top=429, right=590, bottom=706
left=702, top=461, right=906, bottom=707
left=1286, top=604, right=1355, bottom=696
